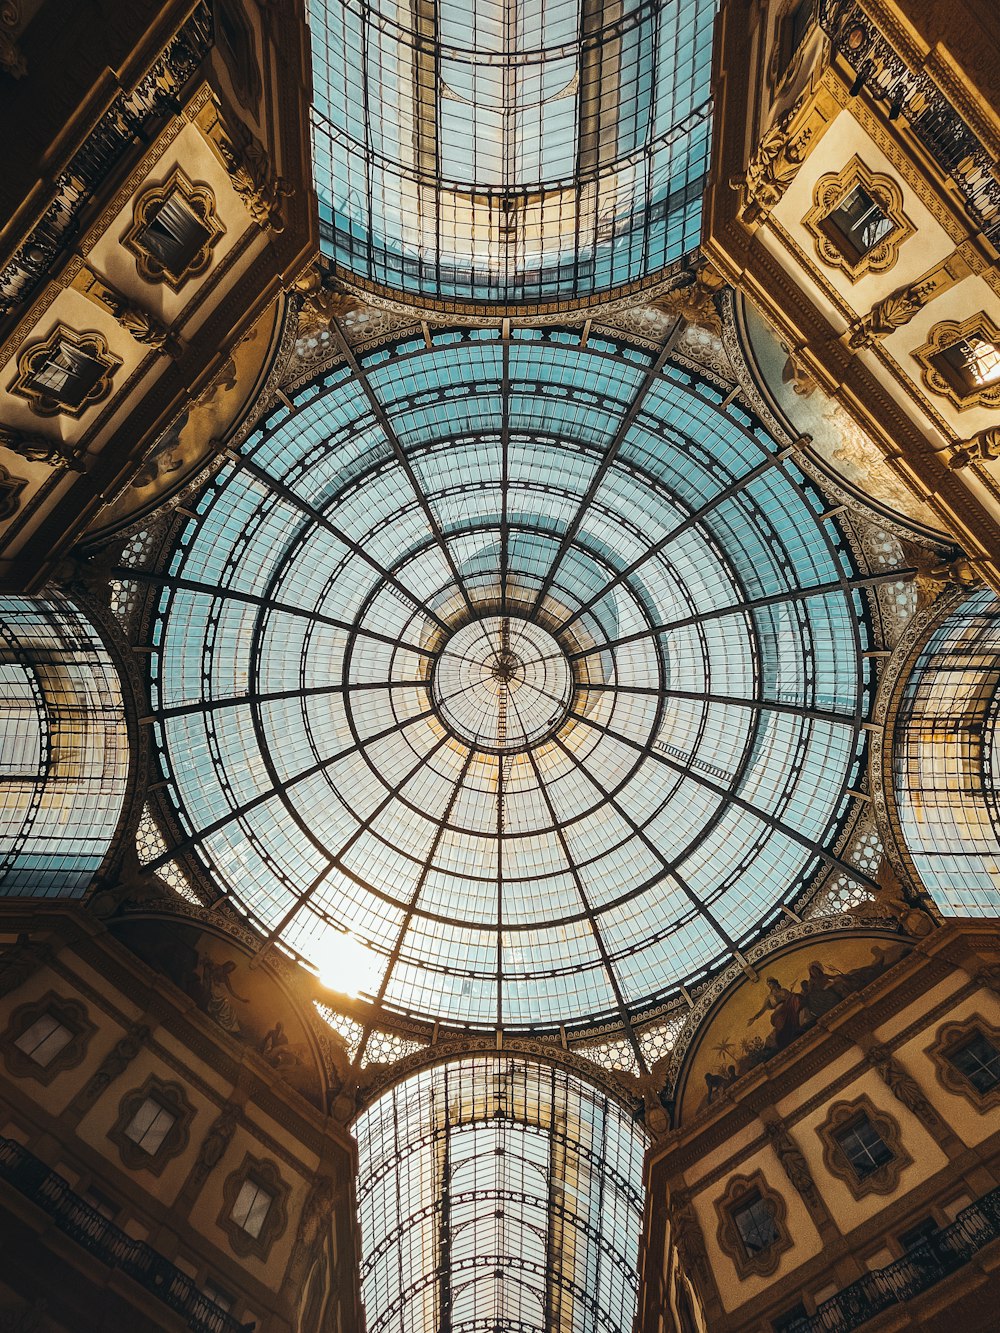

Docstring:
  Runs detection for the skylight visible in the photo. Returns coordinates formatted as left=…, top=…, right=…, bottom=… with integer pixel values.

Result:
left=149, top=327, right=871, bottom=1030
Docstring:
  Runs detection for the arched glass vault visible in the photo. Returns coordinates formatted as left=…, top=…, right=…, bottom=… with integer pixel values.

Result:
left=308, top=0, right=714, bottom=303
left=0, top=596, right=129, bottom=895
left=149, top=326, right=874, bottom=1031
left=893, top=587, right=1000, bottom=916
left=355, top=1057, right=646, bottom=1333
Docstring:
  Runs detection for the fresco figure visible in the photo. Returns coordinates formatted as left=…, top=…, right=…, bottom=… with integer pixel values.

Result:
left=199, top=954, right=249, bottom=1034
left=747, top=977, right=804, bottom=1050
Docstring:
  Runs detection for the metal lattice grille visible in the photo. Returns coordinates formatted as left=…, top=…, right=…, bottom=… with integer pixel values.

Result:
left=893, top=587, right=1000, bottom=917
left=0, top=597, right=129, bottom=896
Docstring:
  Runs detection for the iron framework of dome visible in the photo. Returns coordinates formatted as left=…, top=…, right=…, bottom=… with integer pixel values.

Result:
left=308, top=0, right=714, bottom=304
left=146, top=325, right=875, bottom=1032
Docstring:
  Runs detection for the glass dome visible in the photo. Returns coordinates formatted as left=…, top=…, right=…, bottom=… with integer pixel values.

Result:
left=150, top=328, right=871, bottom=1028
left=308, top=0, right=714, bottom=303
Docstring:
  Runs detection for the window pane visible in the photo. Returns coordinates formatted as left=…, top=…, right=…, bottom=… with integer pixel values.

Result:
left=826, top=186, right=892, bottom=259
left=125, top=1098, right=176, bottom=1153
left=951, top=1032, right=1000, bottom=1092
left=835, top=1115, right=894, bottom=1178
left=733, top=1192, right=780, bottom=1255
left=231, top=1179, right=273, bottom=1237
left=14, top=1013, right=72, bottom=1067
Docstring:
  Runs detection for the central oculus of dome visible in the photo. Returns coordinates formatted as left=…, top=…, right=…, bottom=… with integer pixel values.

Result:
left=432, top=616, right=572, bottom=753
left=150, top=329, right=870, bottom=1030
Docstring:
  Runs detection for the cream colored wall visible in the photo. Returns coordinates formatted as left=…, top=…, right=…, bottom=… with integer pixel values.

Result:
left=86, top=119, right=253, bottom=328
left=794, top=1065, right=948, bottom=1233
left=692, top=1137, right=824, bottom=1312
left=772, top=107, right=956, bottom=323
left=0, top=962, right=131, bottom=1115
left=0, top=933, right=360, bottom=1331
left=905, top=984, right=1000, bottom=1148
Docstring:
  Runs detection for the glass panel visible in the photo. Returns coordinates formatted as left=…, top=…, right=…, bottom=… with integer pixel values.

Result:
left=893, top=588, right=1000, bottom=918
left=733, top=1191, right=780, bottom=1255
left=355, top=1057, right=645, bottom=1333
left=14, top=1012, right=72, bottom=1066
left=835, top=1115, right=894, bottom=1179
left=124, top=1098, right=176, bottom=1154
left=231, top=1179, right=273, bottom=1237
left=950, top=1032, right=1000, bottom=1093
left=824, top=185, right=893, bottom=260
left=307, top=0, right=715, bottom=301
left=152, top=331, right=867, bottom=1027
left=0, top=597, right=129, bottom=897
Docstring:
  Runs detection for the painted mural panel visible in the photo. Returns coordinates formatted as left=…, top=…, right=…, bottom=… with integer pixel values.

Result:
left=112, top=917, right=325, bottom=1109
left=679, top=933, right=910, bottom=1121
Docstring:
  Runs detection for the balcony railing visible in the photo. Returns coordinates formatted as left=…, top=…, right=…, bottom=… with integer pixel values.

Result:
left=0, top=1136, right=252, bottom=1333
left=819, top=1, right=1000, bottom=247
left=0, top=3, right=214, bottom=320
left=788, top=1183, right=1000, bottom=1332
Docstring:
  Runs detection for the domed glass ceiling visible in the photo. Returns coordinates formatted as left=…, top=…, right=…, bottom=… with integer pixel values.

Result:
left=150, top=327, right=871, bottom=1029
left=308, top=0, right=714, bottom=302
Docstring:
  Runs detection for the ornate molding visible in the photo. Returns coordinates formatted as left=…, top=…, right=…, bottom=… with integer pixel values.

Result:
left=8, top=325, right=122, bottom=418
left=816, top=1093, right=911, bottom=1200
left=714, top=1169, right=792, bottom=1280
left=108, top=1073, right=195, bottom=1176
left=912, top=312, right=1000, bottom=412
left=122, top=167, right=226, bottom=292
left=0, top=990, right=96, bottom=1087
left=927, top=1014, right=1000, bottom=1115
left=218, top=1152, right=290, bottom=1261
left=803, top=156, right=914, bottom=282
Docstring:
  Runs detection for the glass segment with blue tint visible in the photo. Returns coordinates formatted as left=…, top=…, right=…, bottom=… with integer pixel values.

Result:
left=308, top=0, right=715, bottom=303
left=355, top=1057, right=646, bottom=1333
left=894, top=587, right=1000, bottom=917
left=0, top=597, right=129, bottom=896
left=151, top=328, right=869, bottom=1029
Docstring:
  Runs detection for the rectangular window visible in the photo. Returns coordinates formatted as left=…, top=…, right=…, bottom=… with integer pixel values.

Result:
left=82, top=1187, right=119, bottom=1222
left=230, top=1178, right=273, bottom=1238
left=732, top=1191, right=781, bottom=1257
left=834, top=1114, right=894, bottom=1179
left=14, top=1013, right=73, bottom=1067
left=934, top=336, right=1000, bottom=393
left=823, top=186, right=893, bottom=262
left=28, top=342, right=105, bottom=409
left=124, top=1097, right=176, bottom=1155
left=779, top=0, right=814, bottom=73
left=139, top=193, right=210, bottom=273
left=949, top=1031, right=1000, bottom=1093
left=202, top=1279, right=233, bottom=1313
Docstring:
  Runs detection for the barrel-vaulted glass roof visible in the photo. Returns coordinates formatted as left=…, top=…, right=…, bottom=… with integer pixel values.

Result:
left=150, top=327, right=872, bottom=1030
left=356, top=1056, right=645, bottom=1333
left=308, top=0, right=714, bottom=303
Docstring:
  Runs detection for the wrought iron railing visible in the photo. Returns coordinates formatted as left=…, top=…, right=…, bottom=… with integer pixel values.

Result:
left=0, top=1136, right=252, bottom=1333
left=818, top=1, right=1000, bottom=247
left=0, top=2, right=214, bottom=320
left=787, top=1183, right=1000, bottom=1331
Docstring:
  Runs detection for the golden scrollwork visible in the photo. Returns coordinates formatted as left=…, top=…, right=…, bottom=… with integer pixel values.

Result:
left=948, top=426, right=1000, bottom=470
left=733, top=94, right=813, bottom=228
left=714, top=1170, right=792, bottom=1280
